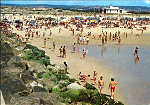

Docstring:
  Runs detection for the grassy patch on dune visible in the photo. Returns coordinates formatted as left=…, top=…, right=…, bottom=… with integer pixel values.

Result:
left=22, top=44, right=52, bottom=67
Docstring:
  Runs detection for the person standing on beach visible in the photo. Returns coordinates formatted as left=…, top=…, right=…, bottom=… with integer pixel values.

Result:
left=86, top=37, right=89, bottom=45
left=102, top=36, right=104, bottom=45
left=44, top=38, right=46, bottom=48
left=109, top=78, right=117, bottom=100
left=79, top=36, right=82, bottom=45
left=134, top=47, right=139, bottom=63
left=98, top=76, right=104, bottom=94
left=31, top=31, right=34, bottom=39
left=63, top=46, right=66, bottom=58
left=36, top=31, right=38, bottom=38
left=83, top=36, right=86, bottom=45
left=59, top=28, right=61, bottom=33
left=105, top=35, right=107, bottom=44
left=43, top=31, right=45, bottom=37
left=72, top=29, right=74, bottom=35
left=82, top=49, right=86, bottom=59
left=109, top=32, right=112, bottom=40
left=118, top=36, right=121, bottom=45
left=134, top=47, right=139, bottom=56
left=49, top=30, right=52, bottom=37
left=126, top=32, right=128, bottom=38
left=72, top=43, right=76, bottom=53
left=93, top=71, right=98, bottom=85
left=53, top=41, right=55, bottom=50
left=59, top=46, right=63, bottom=57
left=64, top=61, right=68, bottom=74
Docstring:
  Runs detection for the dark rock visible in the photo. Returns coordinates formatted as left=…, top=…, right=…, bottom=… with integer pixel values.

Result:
left=7, top=56, right=25, bottom=69
left=10, top=92, right=60, bottom=105
left=33, top=86, right=47, bottom=92
left=28, top=61, right=45, bottom=73
left=0, top=71, right=27, bottom=104
left=21, top=72, right=35, bottom=84
left=0, top=42, right=14, bottom=68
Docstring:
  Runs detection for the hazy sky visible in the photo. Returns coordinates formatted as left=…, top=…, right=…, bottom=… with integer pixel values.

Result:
left=1, top=0, right=150, bottom=7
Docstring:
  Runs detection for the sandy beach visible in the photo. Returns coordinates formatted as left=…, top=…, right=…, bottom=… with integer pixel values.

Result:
left=2, top=13, right=150, bottom=105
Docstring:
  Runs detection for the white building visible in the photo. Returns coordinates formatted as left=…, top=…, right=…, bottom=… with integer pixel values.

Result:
left=104, top=5, right=128, bottom=14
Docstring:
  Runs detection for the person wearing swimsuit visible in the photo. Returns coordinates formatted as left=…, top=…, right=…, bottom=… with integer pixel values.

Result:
left=59, top=46, right=63, bottom=57
left=109, top=78, right=117, bottom=100
left=98, top=76, right=104, bottom=94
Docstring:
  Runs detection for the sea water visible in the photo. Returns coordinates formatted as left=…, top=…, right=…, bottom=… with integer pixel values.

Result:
left=69, top=44, right=150, bottom=105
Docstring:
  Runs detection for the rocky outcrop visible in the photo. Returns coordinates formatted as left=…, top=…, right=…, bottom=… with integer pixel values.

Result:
left=0, top=71, right=27, bottom=104
left=10, top=92, right=61, bottom=105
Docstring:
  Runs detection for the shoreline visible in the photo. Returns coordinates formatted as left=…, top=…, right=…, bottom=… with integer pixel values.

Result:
left=27, top=38, right=126, bottom=104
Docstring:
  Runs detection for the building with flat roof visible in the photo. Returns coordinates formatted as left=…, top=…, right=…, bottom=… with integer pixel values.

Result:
left=103, top=5, right=128, bottom=14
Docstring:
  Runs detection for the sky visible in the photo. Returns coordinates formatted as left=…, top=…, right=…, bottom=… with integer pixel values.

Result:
left=1, top=0, right=150, bottom=7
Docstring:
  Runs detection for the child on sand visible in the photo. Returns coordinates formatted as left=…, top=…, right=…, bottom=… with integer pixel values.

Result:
left=109, top=78, right=117, bottom=100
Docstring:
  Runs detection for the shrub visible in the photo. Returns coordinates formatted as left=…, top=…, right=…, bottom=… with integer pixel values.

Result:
left=45, top=55, right=50, bottom=59
left=84, top=83, right=96, bottom=90
left=37, top=73, right=42, bottom=79
left=42, top=72, right=51, bottom=79
left=58, top=81, right=71, bottom=88
left=52, top=87, right=60, bottom=93
left=60, top=89, right=80, bottom=102
left=78, top=89, right=89, bottom=102
left=48, top=68, right=54, bottom=72
left=42, top=58, right=51, bottom=67
left=23, top=44, right=52, bottom=66
left=61, top=74, right=70, bottom=80
left=69, top=78, right=77, bottom=83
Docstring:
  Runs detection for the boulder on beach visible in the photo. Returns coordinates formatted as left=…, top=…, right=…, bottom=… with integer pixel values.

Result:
left=67, top=83, right=85, bottom=90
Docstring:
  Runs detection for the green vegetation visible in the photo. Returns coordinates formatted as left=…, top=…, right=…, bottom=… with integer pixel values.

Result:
left=18, top=38, right=124, bottom=105
left=22, top=44, right=52, bottom=67
left=59, top=88, right=124, bottom=105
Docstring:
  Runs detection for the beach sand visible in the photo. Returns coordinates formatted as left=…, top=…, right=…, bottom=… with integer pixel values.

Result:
left=9, top=14, right=150, bottom=104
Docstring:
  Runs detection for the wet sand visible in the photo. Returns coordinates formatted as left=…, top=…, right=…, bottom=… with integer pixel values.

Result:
left=71, top=44, right=150, bottom=105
